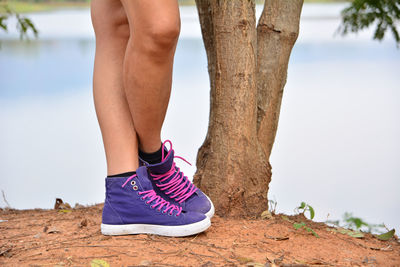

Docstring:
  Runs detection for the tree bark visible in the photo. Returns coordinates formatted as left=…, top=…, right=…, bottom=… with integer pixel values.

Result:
left=194, top=0, right=303, bottom=217
left=256, top=0, right=303, bottom=159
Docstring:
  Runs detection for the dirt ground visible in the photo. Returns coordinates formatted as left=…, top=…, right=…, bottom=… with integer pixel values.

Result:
left=0, top=204, right=399, bottom=266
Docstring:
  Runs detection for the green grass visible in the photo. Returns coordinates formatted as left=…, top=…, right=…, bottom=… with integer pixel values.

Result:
left=1, top=1, right=89, bottom=14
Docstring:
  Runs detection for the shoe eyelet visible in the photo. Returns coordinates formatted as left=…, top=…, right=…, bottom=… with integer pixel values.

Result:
left=168, top=212, right=173, bottom=216
left=137, top=192, right=141, bottom=196
left=131, top=181, right=136, bottom=186
left=141, top=197, right=145, bottom=201
left=132, top=185, right=138, bottom=191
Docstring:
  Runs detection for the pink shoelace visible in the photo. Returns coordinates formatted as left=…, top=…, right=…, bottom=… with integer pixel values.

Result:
left=122, top=174, right=182, bottom=216
left=151, top=140, right=198, bottom=204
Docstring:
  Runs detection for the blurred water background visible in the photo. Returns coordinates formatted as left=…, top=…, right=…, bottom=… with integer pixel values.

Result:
left=0, top=4, right=399, bottom=232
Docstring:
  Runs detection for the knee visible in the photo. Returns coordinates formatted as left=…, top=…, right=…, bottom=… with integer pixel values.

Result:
left=136, top=19, right=181, bottom=55
left=148, top=20, right=181, bottom=49
left=91, top=2, right=130, bottom=41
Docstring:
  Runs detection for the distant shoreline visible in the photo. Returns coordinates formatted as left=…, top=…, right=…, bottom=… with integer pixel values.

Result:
left=2, top=0, right=350, bottom=14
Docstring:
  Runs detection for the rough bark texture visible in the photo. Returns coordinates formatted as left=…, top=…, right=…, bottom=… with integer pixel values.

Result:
left=257, top=0, right=304, bottom=159
left=194, top=0, right=303, bottom=217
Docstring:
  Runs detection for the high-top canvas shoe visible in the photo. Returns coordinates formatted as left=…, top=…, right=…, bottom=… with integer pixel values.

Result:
left=101, top=166, right=211, bottom=237
left=139, top=140, right=215, bottom=218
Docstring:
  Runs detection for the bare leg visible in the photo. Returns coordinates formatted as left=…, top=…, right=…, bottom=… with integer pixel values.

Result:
left=91, top=0, right=138, bottom=175
left=120, top=0, right=181, bottom=153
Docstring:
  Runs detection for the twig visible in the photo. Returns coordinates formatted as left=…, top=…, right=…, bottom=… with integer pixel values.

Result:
left=15, top=233, right=98, bottom=253
left=150, top=263, right=185, bottom=267
left=0, top=247, right=11, bottom=256
left=1, top=190, right=11, bottom=208
left=74, top=254, right=119, bottom=259
left=190, top=240, right=228, bottom=250
left=2, top=233, right=31, bottom=240
left=207, top=248, right=235, bottom=265
left=188, top=251, right=205, bottom=263
left=19, top=252, right=43, bottom=261
left=264, top=234, right=289, bottom=241
left=189, top=251, right=214, bottom=258
left=190, top=234, right=199, bottom=242
left=157, top=250, right=181, bottom=255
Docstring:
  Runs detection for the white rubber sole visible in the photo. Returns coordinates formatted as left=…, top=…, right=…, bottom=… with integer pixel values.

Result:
left=204, top=195, right=215, bottom=219
left=101, top=217, right=211, bottom=237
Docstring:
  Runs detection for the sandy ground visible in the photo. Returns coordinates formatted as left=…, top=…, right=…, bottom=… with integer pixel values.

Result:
left=0, top=204, right=399, bottom=266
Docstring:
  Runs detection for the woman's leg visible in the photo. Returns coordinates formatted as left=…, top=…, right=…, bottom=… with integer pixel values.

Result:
left=120, top=0, right=181, bottom=153
left=91, top=0, right=138, bottom=176
left=91, top=1, right=212, bottom=236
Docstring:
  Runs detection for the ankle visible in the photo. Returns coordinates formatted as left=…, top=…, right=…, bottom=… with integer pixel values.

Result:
left=107, top=171, right=136, bottom=178
left=139, top=143, right=168, bottom=164
left=138, top=137, right=163, bottom=154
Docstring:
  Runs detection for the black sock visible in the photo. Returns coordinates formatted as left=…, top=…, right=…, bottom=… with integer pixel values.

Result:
left=107, top=171, right=136, bottom=178
left=139, top=144, right=168, bottom=164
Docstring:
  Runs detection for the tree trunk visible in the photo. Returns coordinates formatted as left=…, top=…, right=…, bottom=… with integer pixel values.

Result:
left=256, top=0, right=304, bottom=159
left=194, top=0, right=303, bottom=217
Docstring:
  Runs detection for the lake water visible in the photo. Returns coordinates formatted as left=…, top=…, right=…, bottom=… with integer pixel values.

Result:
left=0, top=4, right=399, bottom=233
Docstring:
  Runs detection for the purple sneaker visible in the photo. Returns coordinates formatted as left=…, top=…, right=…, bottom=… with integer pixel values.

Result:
left=139, top=140, right=215, bottom=219
left=101, top=166, right=211, bottom=237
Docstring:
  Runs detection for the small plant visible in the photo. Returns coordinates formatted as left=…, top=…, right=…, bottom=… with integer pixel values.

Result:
left=325, top=212, right=396, bottom=241
left=294, top=202, right=315, bottom=220
left=342, top=212, right=386, bottom=233
left=268, top=197, right=277, bottom=214
left=0, top=0, right=38, bottom=41
left=291, top=202, right=319, bottom=237
left=293, top=222, right=319, bottom=238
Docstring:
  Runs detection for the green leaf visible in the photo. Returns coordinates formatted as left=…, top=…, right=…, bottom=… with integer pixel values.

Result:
left=90, top=259, right=110, bottom=267
left=375, top=229, right=395, bottom=241
left=352, top=217, right=363, bottom=228
left=305, top=227, right=319, bottom=238
left=299, top=202, right=306, bottom=209
left=308, top=205, right=315, bottom=220
left=0, top=15, right=8, bottom=31
left=338, top=0, right=400, bottom=46
left=58, top=209, right=72, bottom=213
left=293, top=222, right=306, bottom=230
left=337, top=228, right=365, bottom=238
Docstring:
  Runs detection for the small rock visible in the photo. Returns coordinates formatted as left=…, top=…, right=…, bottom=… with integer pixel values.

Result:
left=47, top=227, right=60, bottom=234
left=139, top=260, right=151, bottom=266
left=260, top=210, right=273, bottom=220
left=33, top=233, right=41, bottom=238
left=246, top=263, right=264, bottom=267
left=236, top=256, right=253, bottom=264
left=54, top=198, right=71, bottom=210
left=80, top=218, right=88, bottom=228
left=54, top=198, right=64, bottom=209
left=59, top=203, right=71, bottom=210
left=74, top=203, right=85, bottom=209
left=200, top=262, right=214, bottom=267
left=43, top=225, right=49, bottom=233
